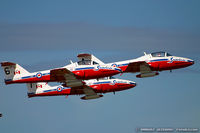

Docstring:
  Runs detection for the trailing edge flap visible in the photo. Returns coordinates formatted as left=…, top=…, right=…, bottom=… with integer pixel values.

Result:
left=50, top=68, right=83, bottom=87
left=83, top=85, right=97, bottom=96
left=80, top=85, right=103, bottom=100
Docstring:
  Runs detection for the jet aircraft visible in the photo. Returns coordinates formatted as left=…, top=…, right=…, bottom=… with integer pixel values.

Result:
left=1, top=61, right=121, bottom=86
left=27, top=78, right=136, bottom=100
left=77, top=51, right=194, bottom=78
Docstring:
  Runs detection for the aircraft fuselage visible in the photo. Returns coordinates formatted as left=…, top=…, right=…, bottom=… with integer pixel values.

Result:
left=28, top=79, right=136, bottom=98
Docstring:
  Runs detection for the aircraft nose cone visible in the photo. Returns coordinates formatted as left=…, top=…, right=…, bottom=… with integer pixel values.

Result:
left=187, top=59, right=194, bottom=65
left=129, top=81, right=137, bottom=87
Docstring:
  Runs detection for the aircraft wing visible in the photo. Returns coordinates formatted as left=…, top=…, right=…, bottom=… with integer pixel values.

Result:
left=83, top=85, right=97, bottom=96
left=125, top=61, right=159, bottom=78
left=125, top=61, right=152, bottom=73
left=50, top=68, right=83, bottom=87
left=50, top=68, right=102, bottom=100
left=81, top=85, right=103, bottom=100
left=70, top=85, right=102, bottom=100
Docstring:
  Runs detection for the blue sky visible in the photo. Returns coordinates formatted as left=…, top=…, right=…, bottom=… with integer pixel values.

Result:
left=0, top=0, right=200, bottom=133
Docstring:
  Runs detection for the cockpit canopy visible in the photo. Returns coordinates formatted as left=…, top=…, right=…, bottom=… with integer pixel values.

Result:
left=77, top=59, right=99, bottom=65
left=151, top=52, right=172, bottom=57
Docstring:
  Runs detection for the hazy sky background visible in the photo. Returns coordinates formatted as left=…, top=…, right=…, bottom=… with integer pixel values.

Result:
left=0, top=0, right=200, bottom=133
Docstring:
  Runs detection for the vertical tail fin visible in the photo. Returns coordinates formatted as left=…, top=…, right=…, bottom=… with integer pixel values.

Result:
left=1, top=62, right=30, bottom=83
left=27, top=82, right=51, bottom=97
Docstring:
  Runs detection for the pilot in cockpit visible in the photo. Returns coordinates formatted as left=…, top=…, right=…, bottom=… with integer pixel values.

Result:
left=78, top=58, right=91, bottom=65
left=78, top=58, right=99, bottom=65
left=151, top=52, right=172, bottom=57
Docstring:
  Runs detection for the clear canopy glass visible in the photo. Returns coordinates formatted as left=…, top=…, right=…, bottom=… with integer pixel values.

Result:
left=77, top=60, right=99, bottom=65
left=151, top=52, right=172, bottom=57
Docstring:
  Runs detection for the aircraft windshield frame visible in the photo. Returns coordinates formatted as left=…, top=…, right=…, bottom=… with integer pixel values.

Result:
left=77, top=60, right=91, bottom=65
left=151, top=52, right=165, bottom=57
left=166, top=53, right=172, bottom=56
left=77, top=60, right=99, bottom=65
left=93, top=61, right=99, bottom=65
left=151, top=52, right=172, bottom=57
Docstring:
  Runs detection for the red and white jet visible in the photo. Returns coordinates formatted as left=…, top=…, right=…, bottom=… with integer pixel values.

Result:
left=1, top=59, right=121, bottom=85
left=27, top=78, right=136, bottom=100
left=77, top=51, right=194, bottom=78
left=1, top=51, right=194, bottom=100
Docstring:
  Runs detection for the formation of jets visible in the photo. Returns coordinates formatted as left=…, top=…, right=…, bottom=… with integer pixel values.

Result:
left=1, top=51, right=194, bottom=100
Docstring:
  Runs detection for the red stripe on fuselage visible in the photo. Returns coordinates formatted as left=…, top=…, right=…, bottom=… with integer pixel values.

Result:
left=75, top=69, right=120, bottom=79
left=118, top=60, right=194, bottom=73
left=6, top=69, right=120, bottom=84
left=5, top=75, right=51, bottom=84
left=29, top=83, right=136, bottom=97
left=149, top=60, right=194, bottom=71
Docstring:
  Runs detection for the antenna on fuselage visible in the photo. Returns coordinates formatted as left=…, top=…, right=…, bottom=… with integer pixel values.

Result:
left=70, top=60, right=73, bottom=64
left=144, top=52, right=147, bottom=55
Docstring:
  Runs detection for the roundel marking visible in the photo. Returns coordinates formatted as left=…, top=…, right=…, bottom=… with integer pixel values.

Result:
left=57, top=86, right=63, bottom=92
left=112, top=80, right=116, bottom=85
left=111, top=64, right=118, bottom=67
left=94, top=65, right=100, bottom=71
left=168, top=57, right=174, bottom=63
left=36, top=72, right=42, bottom=78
